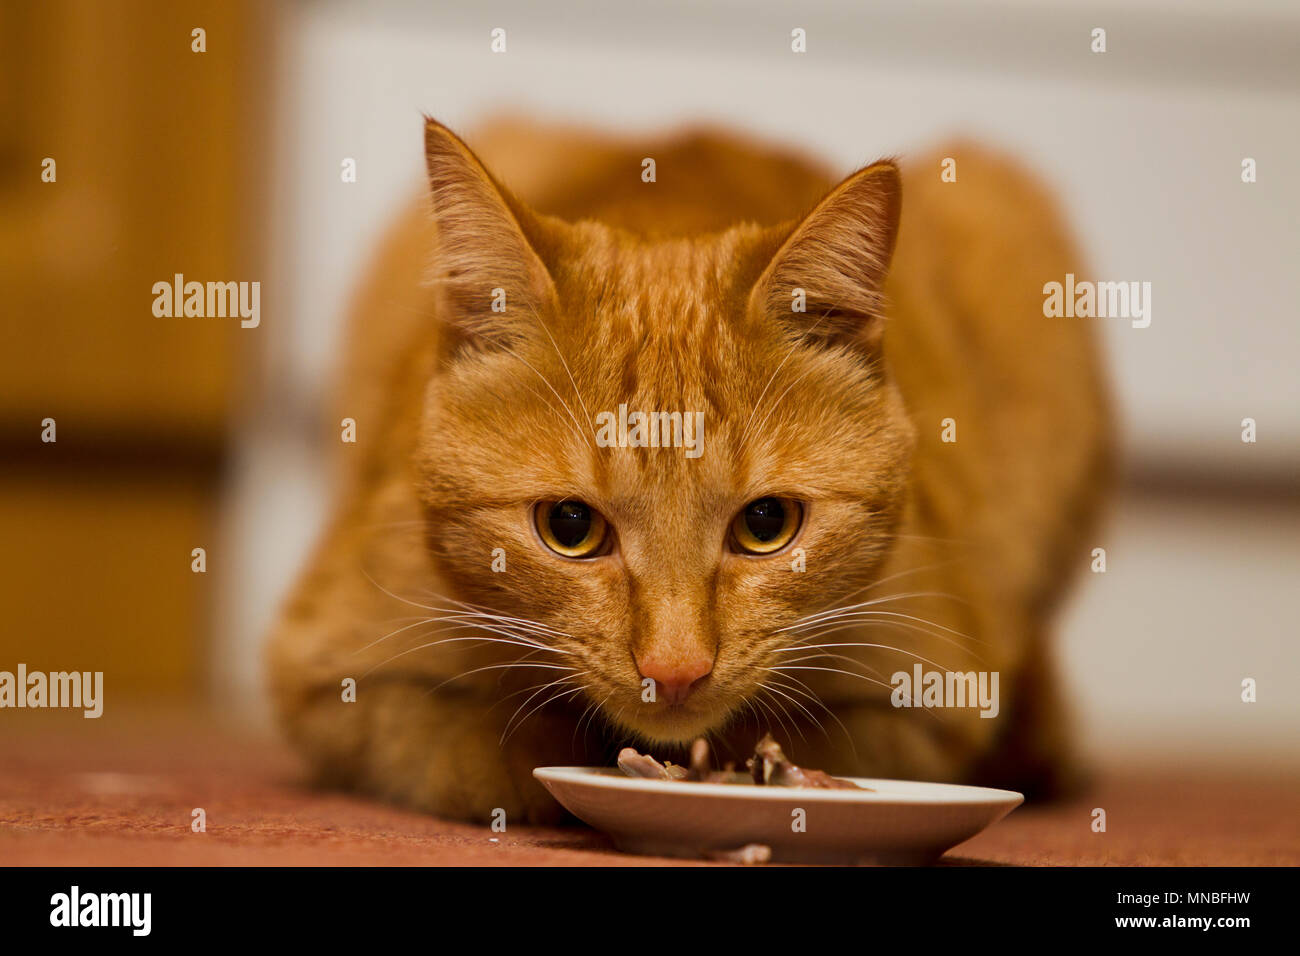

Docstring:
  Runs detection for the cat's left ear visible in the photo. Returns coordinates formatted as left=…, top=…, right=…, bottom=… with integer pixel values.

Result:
left=749, top=161, right=901, bottom=352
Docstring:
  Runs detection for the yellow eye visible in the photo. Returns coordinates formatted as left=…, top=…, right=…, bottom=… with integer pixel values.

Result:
left=536, top=500, right=609, bottom=558
left=731, top=497, right=803, bottom=554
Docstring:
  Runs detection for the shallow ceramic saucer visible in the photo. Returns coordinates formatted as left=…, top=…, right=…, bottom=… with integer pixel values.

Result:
left=533, top=766, right=1022, bottom=864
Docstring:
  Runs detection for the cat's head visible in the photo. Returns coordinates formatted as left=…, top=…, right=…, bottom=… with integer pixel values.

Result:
left=414, top=120, right=915, bottom=744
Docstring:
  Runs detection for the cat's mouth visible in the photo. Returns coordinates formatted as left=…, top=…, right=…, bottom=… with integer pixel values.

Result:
left=610, top=691, right=732, bottom=745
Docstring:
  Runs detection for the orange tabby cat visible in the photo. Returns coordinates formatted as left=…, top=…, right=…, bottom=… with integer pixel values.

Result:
left=267, top=117, right=1111, bottom=823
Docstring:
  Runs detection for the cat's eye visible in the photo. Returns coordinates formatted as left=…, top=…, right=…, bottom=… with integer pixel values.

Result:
left=730, top=497, right=803, bottom=555
left=535, top=500, right=609, bottom=558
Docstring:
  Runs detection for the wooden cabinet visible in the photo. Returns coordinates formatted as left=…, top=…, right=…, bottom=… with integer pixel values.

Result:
left=0, top=0, right=270, bottom=701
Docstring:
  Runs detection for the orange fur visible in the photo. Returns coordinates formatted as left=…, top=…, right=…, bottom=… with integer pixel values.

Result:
left=267, top=118, right=1111, bottom=823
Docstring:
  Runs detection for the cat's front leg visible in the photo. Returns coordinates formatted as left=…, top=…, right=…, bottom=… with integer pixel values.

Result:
left=280, top=678, right=582, bottom=825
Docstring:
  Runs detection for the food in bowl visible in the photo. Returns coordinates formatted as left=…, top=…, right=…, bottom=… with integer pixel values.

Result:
left=617, top=734, right=868, bottom=790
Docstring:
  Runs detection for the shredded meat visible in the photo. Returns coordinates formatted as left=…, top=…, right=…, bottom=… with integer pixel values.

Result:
left=616, top=734, right=867, bottom=790
left=705, top=843, right=772, bottom=864
left=746, top=733, right=864, bottom=790
left=616, top=748, right=689, bottom=781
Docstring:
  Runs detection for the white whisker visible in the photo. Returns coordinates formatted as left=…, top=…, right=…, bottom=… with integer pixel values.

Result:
left=501, top=683, right=586, bottom=745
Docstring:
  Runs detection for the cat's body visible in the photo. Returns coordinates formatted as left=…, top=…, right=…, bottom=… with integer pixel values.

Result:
left=268, top=118, right=1110, bottom=822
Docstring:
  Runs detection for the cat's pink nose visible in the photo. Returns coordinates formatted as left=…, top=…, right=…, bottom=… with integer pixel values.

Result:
left=636, top=655, right=713, bottom=705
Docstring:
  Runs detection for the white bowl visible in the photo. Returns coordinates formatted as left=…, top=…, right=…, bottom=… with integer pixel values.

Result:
left=533, top=767, right=1023, bottom=864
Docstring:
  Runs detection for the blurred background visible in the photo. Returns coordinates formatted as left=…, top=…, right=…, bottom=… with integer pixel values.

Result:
left=2, top=0, right=1297, bottom=771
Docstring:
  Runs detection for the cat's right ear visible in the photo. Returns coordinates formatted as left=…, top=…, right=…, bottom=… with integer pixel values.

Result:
left=423, top=118, right=557, bottom=346
left=749, top=160, right=901, bottom=354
